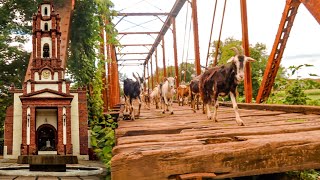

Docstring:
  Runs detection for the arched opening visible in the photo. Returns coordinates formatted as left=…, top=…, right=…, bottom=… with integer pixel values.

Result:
left=43, top=43, right=50, bottom=58
left=37, top=124, right=57, bottom=151
left=44, top=7, right=48, bottom=16
left=44, top=23, right=48, bottom=31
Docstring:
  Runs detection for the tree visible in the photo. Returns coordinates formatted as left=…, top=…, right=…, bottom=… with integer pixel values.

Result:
left=67, top=0, right=118, bottom=176
left=178, top=62, right=196, bottom=83
left=0, top=0, right=43, bottom=137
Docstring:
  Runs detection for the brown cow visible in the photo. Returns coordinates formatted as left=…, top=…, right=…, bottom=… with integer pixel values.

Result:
left=177, top=84, right=189, bottom=106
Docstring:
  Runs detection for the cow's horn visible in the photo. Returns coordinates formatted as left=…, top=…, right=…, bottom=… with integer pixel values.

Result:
left=230, top=47, right=239, bottom=55
left=132, top=72, right=139, bottom=82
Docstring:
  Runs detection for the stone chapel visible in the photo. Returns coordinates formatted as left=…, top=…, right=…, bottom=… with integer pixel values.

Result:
left=3, top=1, right=89, bottom=159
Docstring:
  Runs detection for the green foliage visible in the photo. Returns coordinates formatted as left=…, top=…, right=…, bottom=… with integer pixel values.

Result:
left=287, top=170, right=320, bottom=180
left=178, top=62, right=196, bottom=83
left=90, top=114, right=117, bottom=175
left=269, top=64, right=318, bottom=105
left=88, top=62, right=104, bottom=122
left=67, top=1, right=118, bottom=179
left=284, top=80, right=309, bottom=105
left=0, top=0, right=38, bottom=137
left=68, top=0, right=100, bottom=86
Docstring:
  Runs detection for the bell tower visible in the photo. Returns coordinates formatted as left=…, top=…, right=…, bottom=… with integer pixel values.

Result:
left=31, top=1, right=63, bottom=82
left=3, top=0, right=89, bottom=159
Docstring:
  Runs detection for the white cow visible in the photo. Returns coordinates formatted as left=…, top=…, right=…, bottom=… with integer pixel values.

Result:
left=161, top=77, right=176, bottom=114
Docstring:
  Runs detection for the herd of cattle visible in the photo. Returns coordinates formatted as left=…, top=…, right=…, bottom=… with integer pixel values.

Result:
left=123, top=46, right=255, bottom=126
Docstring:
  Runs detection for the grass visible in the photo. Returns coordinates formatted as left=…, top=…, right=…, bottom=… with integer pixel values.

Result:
left=269, top=89, right=320, bottom=106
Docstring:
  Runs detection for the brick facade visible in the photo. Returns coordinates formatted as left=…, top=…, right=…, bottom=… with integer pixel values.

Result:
left=77, top=89, right=88, bottom=155
left=4, top=106, right=13, bottom=155
left=3, top=1, right=88, bottom=158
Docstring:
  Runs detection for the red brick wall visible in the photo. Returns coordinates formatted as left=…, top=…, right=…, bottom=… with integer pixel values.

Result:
left=78, top=90, right=88, bottom=155
left=4, top=106, right=13, bottom=155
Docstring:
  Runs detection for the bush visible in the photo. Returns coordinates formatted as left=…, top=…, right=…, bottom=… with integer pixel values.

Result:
left=284, top=81, right=309, bottom=105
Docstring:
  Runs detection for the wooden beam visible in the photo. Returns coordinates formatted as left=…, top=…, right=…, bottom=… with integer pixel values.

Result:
left=112, top=104, right=320, bottom=179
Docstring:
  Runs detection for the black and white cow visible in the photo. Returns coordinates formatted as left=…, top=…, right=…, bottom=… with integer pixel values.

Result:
left=123, top=72, right=145, bottom=120
left=200, top=46, right=255, bottom=126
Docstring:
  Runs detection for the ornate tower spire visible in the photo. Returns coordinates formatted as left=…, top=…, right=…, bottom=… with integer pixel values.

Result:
left=31, top=1, right=63, bottom=81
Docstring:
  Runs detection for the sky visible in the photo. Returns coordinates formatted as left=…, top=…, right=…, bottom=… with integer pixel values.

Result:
left=113, top=0, right=320, bottom=79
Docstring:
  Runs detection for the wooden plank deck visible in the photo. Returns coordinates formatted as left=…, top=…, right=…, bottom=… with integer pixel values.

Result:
left=111, top=103, right=320, bottom=180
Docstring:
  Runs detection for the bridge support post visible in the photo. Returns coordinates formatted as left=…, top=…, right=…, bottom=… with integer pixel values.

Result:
left=240, top=0, right=253, bottom=103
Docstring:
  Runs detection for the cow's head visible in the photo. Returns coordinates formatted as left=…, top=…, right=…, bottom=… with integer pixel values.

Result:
left=165, top=77, right=176, bottom=89
left=133, top=72, right=145, bottom=92
left=227, top=46, right=255, bottom=82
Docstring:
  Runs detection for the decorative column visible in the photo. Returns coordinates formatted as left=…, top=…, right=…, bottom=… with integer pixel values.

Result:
left=66, top=106, right=72, bottom=154
left=57, top=106, right=64, bottom=154
left=26, top=107, right=31, bottom=155
left=62, top=106, right=67, bottom=154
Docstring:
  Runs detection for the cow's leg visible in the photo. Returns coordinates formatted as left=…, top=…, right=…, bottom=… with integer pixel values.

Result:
left=196, top=95, right=200, bottom=110
left=206, top=103, right=212, bottom=120
left=155, top=98, right=159, bottom=109
left=162, top=97, right=168, bottom=114
left=191, top=93, right=196, bottom=113
left=211, top=98, right=219, bottom=122
left=124, top=96, right=128, bottom=112
left=170, top=98, right=174, bottom=114
left=129, top=98, right=135, bottom=120
left=161, top=97, right=165, bottom=114
left=137, top=96, right=142, bottom=118
left=230, top=92, right=244, bottom=126
left=147, top=96, right=151, bottom=110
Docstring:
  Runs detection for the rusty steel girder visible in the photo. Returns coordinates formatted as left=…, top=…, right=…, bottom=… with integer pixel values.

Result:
left=300, top=0, right=320, bottom=24
left=256, top=0, right=301, bottom=103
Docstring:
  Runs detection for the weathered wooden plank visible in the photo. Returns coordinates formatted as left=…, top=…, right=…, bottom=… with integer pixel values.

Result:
left=112, top=130, right=320, bottom=179
left=112, top=103, right=320, bottom=179
left=221, top=102, right=320, bottom=115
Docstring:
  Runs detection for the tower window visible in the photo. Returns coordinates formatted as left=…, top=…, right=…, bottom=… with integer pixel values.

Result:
left=44, top=7, right=48, bottom=16
left=43, top=43, right=50, bottom=58
left=44, top=23, right=48, bottom=31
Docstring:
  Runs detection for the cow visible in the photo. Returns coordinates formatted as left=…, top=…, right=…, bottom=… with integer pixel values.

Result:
left=177, top=84, right=190, bottom=106
left=123, top=72, right=145, bottom=120
left=189, top=75, right=202, bottom=113
left=150, top=84, right=162, bottom=109
left=141, top=88, right=151, bottom=110
left=200, top=46, right=255, bottom=126
left=161, top=77, right=176, bottom=114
